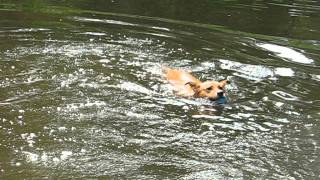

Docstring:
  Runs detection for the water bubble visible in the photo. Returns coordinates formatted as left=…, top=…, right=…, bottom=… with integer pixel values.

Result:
left=21, top=133, right=28, bottom=139
left=41, top=152, right=48, bottom=161
left=60, top=151, right=72, bottom=160
left=58, top=127, right=67, bottom=131
left=52, top=157, right=60, bottom=163
left=24, top=152, right=39, bottom=162
left=99, top=59, right=110, bottom=63
left=275, top=102, right=284, bottom=107
left=29, top=133, right=37, bottom=138
left=80, top=149, right=86, bottom=153
left=17, top=120, right=24, bottom=126
left=15, top=162, right=22, bottom=166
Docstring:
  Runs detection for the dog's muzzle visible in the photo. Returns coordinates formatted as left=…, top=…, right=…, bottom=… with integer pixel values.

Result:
left=217, top=89, right=224, bottom=97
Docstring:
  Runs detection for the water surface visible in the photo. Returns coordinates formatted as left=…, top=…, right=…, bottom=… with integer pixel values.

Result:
left=0, top=0, right=319, bottom=179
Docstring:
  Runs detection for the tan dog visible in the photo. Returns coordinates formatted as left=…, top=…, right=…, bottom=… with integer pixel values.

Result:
left=164, top=68, right=229, bottom=101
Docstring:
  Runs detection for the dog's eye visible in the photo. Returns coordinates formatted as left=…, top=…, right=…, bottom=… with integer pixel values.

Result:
left=218, top=86, right=223, bottom=90
left=206, top=87, right=213, bottom=91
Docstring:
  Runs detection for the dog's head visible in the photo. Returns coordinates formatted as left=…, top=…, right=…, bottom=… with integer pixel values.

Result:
left=186, top=79, right=229, bottom=101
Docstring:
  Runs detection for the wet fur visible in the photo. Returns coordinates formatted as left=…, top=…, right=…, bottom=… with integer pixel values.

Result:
left=164, top=68, right=228, bottom=101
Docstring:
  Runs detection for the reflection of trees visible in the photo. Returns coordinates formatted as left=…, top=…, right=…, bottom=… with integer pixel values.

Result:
left=72, top=0, right=319, bottom=39
left=3, top=0, right=319, bottom=39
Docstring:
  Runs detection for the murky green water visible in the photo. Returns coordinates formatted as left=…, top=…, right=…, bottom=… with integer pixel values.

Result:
left=0, top=0, right=319, bottom=179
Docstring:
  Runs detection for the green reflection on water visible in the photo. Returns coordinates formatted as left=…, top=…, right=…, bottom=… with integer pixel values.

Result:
left=0, top=0, right=319, bottom=179
left=0, top=0, right=319, bottom=51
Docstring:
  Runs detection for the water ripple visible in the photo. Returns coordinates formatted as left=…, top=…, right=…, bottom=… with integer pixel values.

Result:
left=272, top=91, right=299, bottom=101
left=0, top=5, right=319, bottom=179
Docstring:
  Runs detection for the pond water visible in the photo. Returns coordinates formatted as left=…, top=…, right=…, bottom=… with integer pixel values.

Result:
left=0, top=0, right=319, bottom=179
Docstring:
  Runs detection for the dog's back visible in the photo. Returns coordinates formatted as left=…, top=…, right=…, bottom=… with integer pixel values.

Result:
left=164, top=68, right=200, bottom=96
left=164, top=67, right=229, bottom=101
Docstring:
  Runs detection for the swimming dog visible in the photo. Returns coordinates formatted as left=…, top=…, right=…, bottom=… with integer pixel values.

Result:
left=164, top=68, right=229, bottom=102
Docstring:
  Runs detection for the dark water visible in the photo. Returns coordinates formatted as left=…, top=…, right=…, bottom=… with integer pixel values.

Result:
left=0, top=0, right=319, bottom=179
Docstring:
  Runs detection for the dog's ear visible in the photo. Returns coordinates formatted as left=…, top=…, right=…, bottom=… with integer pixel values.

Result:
left=219, top=79, right=230, bottom=88
left=185, top=82, right=201, bottom=92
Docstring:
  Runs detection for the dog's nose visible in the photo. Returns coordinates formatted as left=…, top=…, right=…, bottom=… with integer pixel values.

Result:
left=217, top=90, right=224, bottom=97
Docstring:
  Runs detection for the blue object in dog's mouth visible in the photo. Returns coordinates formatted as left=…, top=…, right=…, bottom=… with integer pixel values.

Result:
left=214, top=96, right=227, bottom=105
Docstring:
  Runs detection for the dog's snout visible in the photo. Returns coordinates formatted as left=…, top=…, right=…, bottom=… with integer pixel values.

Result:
left=217, top=90, right=224, bottom=97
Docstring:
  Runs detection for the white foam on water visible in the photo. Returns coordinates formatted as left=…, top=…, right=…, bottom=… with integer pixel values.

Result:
left=116, top=81, right=155, bottom=95
left=99, top=59, right=110, bottom=63
left=8, top=28, right=50, bottom=33
left=52, top=157, right=60, bottom=162
left=58, top=127, right=67, bottom=131
left=274, top=67, right=295, bottom=77
left=73, top=16, right=136, bottom=26
left=311, top=74, right=320, bottom=82
left=272, top=91, right=299, bottom=101
left=193, top=61, right=216, bottom=72
left=126, top=111, right=161, bottom=120
left=257, top=43, right=314, bottom=64
left=151, top=26, right=170, bottom=31
left=219, top=59, right=274, bottom=80
left=192, top=114, right=221, bottom=120
left=275, top=102, right=284, bottom=107
left=41, top=152, right=48, bottom=161
left=81, top=32, right=106, bottom=36
left=60, top=151, right=73, bottom=160
left=23, top=151, right=39, bottom=162
left=220, top=59, right=296, bottom=80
